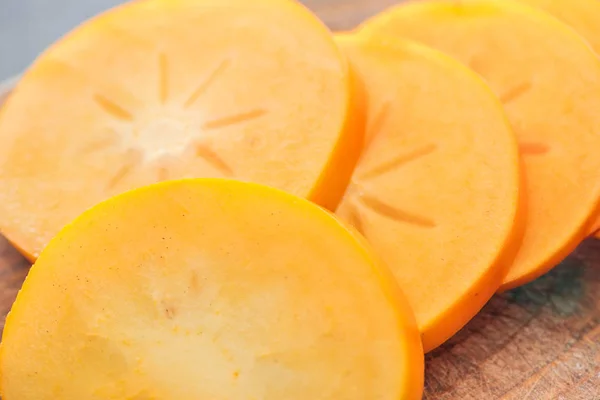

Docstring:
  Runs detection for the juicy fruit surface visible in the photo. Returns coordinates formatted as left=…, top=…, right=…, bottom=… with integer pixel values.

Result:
left=361, top=0, right=600, bottom=290
left=514, top=0, right=600, bottom=238
left=0, top=0, right=363, bottom=260
left=0, top=179, right=423, bottom=400
left=335, top=34, right=522, bottom=351
left=516, top=0, right=600, bottom=54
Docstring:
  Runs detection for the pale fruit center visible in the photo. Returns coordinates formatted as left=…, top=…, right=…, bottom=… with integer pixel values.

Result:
left=134, top=117, right=194, bottom=161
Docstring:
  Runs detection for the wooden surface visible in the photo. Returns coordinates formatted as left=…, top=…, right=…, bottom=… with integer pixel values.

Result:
left=0, top=0, right=599, bottom=399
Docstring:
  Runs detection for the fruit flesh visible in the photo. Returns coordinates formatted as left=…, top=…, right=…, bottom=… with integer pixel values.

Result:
left=335, top=34, right=523, bottom=351
left=0, top=0, right=364, bottom=261
left=361, top=0, right=600, bottom=290
left=515, top=0, right=600, bottom=54
left=513, top=0, right=600, bottom=238
left=0, top=179, right=423, bottom=400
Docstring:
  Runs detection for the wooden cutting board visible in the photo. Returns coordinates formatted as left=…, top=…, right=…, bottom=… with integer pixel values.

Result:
left=0, top=0, right=599, bottom=398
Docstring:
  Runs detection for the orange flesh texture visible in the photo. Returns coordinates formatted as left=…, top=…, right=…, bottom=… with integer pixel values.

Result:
left=513, top=0, right=600, bottom=238
left=0, top=179, right=424, bottom=400
left=516, top=0, right=600, bottom=54
left=0, top=0, right=364, bottom=261
left=361, top=0, right=600, bottom=291
left=335, top=34, right=523, bottom=351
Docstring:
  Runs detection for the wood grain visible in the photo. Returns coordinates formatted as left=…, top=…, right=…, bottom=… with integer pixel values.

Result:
left=0, top=1, right=598, bottom=398
left=424, top=241, right=600, bottom=399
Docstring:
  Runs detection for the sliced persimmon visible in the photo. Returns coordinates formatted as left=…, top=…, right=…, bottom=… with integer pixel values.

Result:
left=591, top=221, right=600, bottom=237
left=515, top=0, right=600, bottom=54
left=512, top=0, right=600, bottom=238
left=0, top=0, right=364, bottom=261
left=0, top=78, right=14, bottom=105
left=0, top=179, right=423, bottom=400
left=335, top=34, right=523, bottom=352
left=361, top=0, right=600, bottom=290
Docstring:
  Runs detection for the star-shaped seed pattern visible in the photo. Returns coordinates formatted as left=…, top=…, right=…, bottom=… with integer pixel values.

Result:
left=92, top=53, right=268, bottom=184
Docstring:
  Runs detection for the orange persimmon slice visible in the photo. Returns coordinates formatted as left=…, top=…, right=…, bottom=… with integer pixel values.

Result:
left=0, top=0, right=364, bottom=261
left=515, top=0, right=600, bottom=54
left=0, top=179, right=424, bottom=400
left=591, top=219, right=600, bottom=237
left=335, top=34, right=523, bottom=352
left=513, top=0, right=600, bottom=238
left=361, top=0, right=600, bottom=290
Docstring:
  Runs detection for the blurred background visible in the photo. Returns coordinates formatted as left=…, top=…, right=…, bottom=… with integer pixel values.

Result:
left=0, top=0, right=397, bottom=80
left=0, top=0, right=125, bottom=80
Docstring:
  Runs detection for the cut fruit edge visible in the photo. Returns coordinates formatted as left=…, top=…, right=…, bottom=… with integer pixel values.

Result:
left=357, top=0, right=600, bottom=293
left=1, top=178, right=425, bottom=399
left=336, top=32, right=526, bottom=351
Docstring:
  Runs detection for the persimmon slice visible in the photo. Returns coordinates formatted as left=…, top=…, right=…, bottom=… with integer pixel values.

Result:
left=0, top=0, right=364, bottom=261
left=516, top=0, right=600, bottom=54
left=513, top=0, right=600, bottom=238
left=0, top=179, right=423, bottom=400
left=335, top=34, right=523, bottom=352
left=361, top=0, right=600, bottom=290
